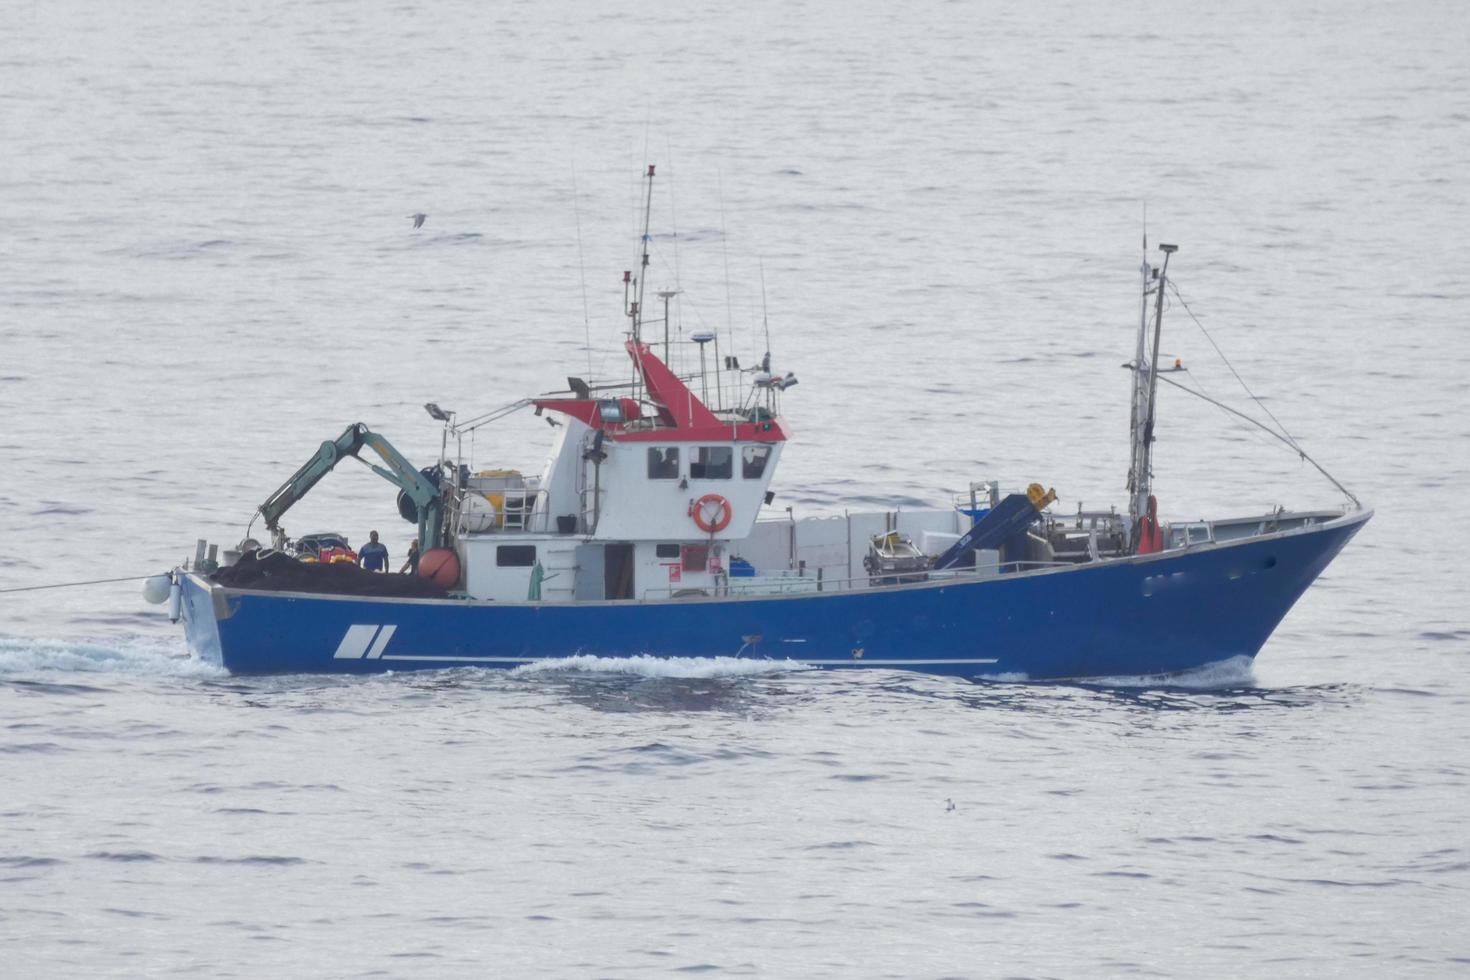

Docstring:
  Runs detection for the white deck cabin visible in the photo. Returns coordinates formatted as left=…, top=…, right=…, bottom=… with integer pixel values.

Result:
left=451, top=339, right=793, bottom=603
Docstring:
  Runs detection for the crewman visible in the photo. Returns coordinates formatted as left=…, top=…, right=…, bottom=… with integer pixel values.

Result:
left=400, top=538, right=421, bottom=575
left=358, top=530, right=389, bottom=573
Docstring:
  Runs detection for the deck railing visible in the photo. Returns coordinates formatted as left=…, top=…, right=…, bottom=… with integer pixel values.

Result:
left=637, top=559, right=1074, bottom=601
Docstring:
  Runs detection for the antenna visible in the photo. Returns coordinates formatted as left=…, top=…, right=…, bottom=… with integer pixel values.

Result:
left=666, top=138, right=683, bottom=344
left=1146, top=244, right=1180, bottom=440
left=572, top=163, right=592, bottom=378
left=657, top=288, right=679, bottom=364
left=630, top=164, right=656, bottom=342
left=718, top=169, right=734, bottom=350
left=691, top=331, right=715, bottom=404
left=759, top=258, right=772, bottom=356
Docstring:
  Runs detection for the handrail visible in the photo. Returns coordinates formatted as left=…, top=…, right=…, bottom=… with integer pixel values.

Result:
left=452, top=398, right=536, bottom=436
left=637, top=559, right=1075, bottom=601
left=455, top=487, right=554, bottom=534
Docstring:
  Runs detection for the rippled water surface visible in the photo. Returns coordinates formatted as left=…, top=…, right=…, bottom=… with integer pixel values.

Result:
left=3, top=1, right=1469, bottom=975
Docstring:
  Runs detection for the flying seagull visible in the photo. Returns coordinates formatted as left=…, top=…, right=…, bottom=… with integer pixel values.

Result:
left=409, top=212, right=427, bottom=229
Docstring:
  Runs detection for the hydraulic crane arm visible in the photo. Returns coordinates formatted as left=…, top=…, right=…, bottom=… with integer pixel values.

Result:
left=257, top=423, right=446, bottom=550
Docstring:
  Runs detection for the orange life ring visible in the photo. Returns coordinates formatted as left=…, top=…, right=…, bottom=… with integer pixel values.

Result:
left=690, top=494, right=732, bottom=534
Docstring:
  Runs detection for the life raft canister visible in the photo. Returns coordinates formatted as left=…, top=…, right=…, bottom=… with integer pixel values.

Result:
left=690, top=494, right=733, bottom=534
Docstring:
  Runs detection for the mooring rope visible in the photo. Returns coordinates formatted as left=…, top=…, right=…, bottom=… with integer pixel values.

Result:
left=0, top=574, right=159, bottom=595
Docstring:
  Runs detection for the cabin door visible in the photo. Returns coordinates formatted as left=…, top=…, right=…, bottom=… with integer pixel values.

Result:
left=603, top=543, right=635, bottom=600
left=573, top=544, right=604, bottom=600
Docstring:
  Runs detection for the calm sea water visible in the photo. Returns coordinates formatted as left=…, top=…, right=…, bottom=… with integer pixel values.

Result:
left=3, top=1, right=1468, bottom=975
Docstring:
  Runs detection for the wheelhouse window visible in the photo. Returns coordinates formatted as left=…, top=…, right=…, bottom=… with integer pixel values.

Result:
left=741, top=445, right=772, bottom=479
left=496, top=545, right=537, bottom=567
left=690, top=446, right=732, bottom=480
left=647, top=447, right=680, bottom=479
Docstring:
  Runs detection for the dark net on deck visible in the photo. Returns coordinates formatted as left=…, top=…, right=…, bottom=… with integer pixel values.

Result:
left=211, top=550, right=450, bottom=599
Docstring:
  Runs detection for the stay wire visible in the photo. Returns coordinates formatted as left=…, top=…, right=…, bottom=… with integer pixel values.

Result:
left=1182, top=366, right=1280, bottom=451
left=1167, top=281, right=1301, bottom=452
left=1155, top=372, right=1361, bottom=508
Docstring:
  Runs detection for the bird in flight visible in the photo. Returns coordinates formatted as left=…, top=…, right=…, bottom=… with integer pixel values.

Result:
left=409, top=213, right=427, bottom=229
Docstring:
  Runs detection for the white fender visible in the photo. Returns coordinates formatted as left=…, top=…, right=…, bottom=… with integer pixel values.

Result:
left=167, top=572, right=182, bottom=623
left=142, top=574, right=172, bottom=605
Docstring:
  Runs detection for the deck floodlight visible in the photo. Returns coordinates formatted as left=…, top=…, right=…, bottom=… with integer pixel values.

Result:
left=424, top=402, right=453, bottom=422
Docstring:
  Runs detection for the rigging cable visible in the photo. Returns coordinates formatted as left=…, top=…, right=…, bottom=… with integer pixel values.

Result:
left=1155, top=372, right=1361, bottom=508
left=1167, top=281, right=1302, bottom=452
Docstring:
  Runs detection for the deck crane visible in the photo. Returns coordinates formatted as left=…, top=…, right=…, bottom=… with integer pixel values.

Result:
left=255, top=423, right=446, bottom=553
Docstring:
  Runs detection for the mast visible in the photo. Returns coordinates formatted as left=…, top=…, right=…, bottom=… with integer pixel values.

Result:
left=629, top=165, right=656, bottom=342
left=1127, top=242, right=1177, bottom=543
left=624, top=165, right=656, bottom=401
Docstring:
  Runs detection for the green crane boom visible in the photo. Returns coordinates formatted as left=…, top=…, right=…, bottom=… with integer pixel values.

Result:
left=257, top=423, right=446, bottom=552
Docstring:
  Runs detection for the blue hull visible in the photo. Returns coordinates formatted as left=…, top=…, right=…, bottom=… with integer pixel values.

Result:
left=179, top=510, right=1369, bottom=680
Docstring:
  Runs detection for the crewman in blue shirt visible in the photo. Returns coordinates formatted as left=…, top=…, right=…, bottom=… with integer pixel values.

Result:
left=358, top=530, right=389, bottom=572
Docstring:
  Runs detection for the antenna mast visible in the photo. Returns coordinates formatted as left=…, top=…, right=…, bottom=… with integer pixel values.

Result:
left=1128, top=243, right=1177, bottom=542
left=759, top=258, right=772, bottom=355
left=629, top=164, right=656, bottom=343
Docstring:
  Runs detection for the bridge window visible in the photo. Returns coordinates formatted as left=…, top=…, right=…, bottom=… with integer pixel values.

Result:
left=742, top=445, right=771, bottom=479
left=647, top=447, right=680, bottom=479
left=497, top=545, right=537, bottom=567
left=690, top=446, right=732, bottom=480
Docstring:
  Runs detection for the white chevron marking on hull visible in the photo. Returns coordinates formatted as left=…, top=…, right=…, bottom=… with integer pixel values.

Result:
left=333, top=624, right=381, bottom=659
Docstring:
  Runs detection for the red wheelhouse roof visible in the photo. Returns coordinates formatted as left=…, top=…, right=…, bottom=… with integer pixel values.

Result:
left=533, top=340, right=788, bottom=443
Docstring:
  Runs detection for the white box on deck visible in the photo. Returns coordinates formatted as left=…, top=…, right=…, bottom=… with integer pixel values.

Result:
left=921, top=530, right=961, bottom=555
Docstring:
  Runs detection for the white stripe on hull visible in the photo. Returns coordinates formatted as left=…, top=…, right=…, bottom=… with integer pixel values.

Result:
left=376, top=654, right=999, bottom=666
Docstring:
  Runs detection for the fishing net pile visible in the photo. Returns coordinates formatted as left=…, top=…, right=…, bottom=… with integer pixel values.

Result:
left=211, top=550, right=450, bottom=599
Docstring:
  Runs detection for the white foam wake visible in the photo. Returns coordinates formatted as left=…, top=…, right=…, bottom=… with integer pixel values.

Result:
left=976, top=655, right=1258, bottom=689
left=1086, top=655, right=1258, bottom=689
left=0, top=634, right=224, bottom=678
left=511, top=654, right=816, bottom=679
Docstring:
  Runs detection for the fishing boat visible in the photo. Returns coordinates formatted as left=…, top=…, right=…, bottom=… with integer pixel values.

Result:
left=157, top=167, right=1370, bottom=679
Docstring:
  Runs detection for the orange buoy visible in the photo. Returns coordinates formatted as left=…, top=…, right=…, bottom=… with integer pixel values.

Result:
left=419, top=547, right=461, bottom=588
